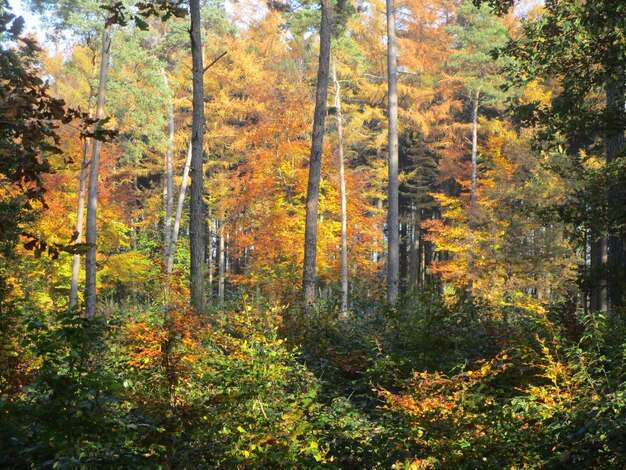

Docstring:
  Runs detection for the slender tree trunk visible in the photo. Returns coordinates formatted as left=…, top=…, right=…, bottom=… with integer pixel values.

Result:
left=606, top=85, right=626, bottom=309
left=189, top=0, right=205, bottom=313
left=167, top=141, right=192, bottom=274
left=400, top=222, right=408, bottom=292
left=418, top=224, right=424, bottom=289
left=583, top=227, right=590, bottom=314
left=409, top=207, right=419, bottom=292
left=218, top=223, right=225, bottom=304
left=332, top=57, right=349, bottom=316
left=69, top=57, right=98, bottom=309
left=386, top=0, right=399, bottom=302
left=84, top=24, right=112, bottom=319
left=590, top=237, right=608, bottom=312
left=162, top=68, right=174, bottom=265
left=303, top=0, right=332, bottom=311
left=226, top=232, right=230, bottom=274
left=207, top=217, right=213, bottom=298
left=470, top=89, right=480, bottom=213
left=467, top=89, right=480, bottom=297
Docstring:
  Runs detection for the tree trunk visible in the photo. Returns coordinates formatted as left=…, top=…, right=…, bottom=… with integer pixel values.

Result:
left=189, top=0, right=206, bottom=313
left=303, top=0, right=332, bottom=312
left=84, top=24, right=112, bottom=319
left=386, top=0, right=400, bottom=302
left=606, top=85, right=626, bottom=309
left=69, top=55, right=98, bottom=309
left=408, top=207, right=419, bottom=292
left=470, top=89, right=480, bottom=213
left=332, top=57, right=349, bottom=316
left=399, top=222, right=408, bottom=293
left=167, top=141, right=192, bottom=274
left=218, top=223, right=225, bottom=304
left=207, top=218, right=213, bottom=299
left=467, top=89, right=480, bottom=297
left=590, top=236, right=608, bottom=313
left=418, top=223, right=424, bottom=289
left=162, top=68, right=174, bottom=266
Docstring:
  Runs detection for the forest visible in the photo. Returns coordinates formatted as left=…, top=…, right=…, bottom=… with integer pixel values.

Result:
left=1, top=0, right=626, bottom=467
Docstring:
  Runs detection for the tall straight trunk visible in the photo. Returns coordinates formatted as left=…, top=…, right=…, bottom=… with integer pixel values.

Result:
left=399, top=222, right=408, bottom=292
left=470, top=89, right=480, bottom=213
left=218, top=223, right=225, bottom=304
left=408, top=207, right=419, bottom=292
left=69, top=57, right=98, bottom=309
left=418, top=225, right=424, bottom=289
left=386, top=0, right=399, bottom=302
left=606, top=85, right=626, bottom=309
left=84, top=24, right=112, bottom=319
left=332, top=57, right=349, bottom=315
left=590, top=237, right=608, bottom=313
left=207, top=219, right=213, bottom=298
left=189, top=0, right=205, bottom=313
left=467, top=89, right=480, bottom=297
left=303, top=0, right=332, bottom=311
left=167, top=141, right=192, bottom=274
left=226, top=232, right=230, bottom=273
left=162, top=68, right=174, bottom=264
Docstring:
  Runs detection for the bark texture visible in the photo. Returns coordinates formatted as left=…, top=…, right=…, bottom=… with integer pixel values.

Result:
left=218, top=223, right=225, bottom=304
left=386, top=0, right=399, bottom=302
left=591, top=237, right=609, bottom=313
left=84, top=24, right=112, bottom=319
left=189, top=0, right=206, bottom=313
left=167, top=141, right=192, bottom=274
left=303, top=0, right=332, bottom=311
left=332, top=57, right=349, bottom=316
left=69, top=55, right=98, bottom=309
left=606, top=85, right=626, bottom=309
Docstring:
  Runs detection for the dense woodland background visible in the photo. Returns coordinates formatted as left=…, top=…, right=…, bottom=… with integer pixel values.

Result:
left=1, top=0, right=626, bottom=467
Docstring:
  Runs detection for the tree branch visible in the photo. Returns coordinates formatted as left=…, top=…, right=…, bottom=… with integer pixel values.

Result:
left=204, top=51, right=228, bottom=73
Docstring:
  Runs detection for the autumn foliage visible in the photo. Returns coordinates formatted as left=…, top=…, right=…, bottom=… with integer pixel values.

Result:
left=2, top=0, right=626, bottom=468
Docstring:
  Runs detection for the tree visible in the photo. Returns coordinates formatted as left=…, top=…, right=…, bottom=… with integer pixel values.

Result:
left=166, top=141, right=192, bottom=275
left=84, top=23, right=112, bottom=318
left=386, top=0, right=399, bottom=302
left=69, top=44, right=98, bottom=308
left=24, top=0, right=113, bottom=317
left=477, top=0, right=626, bottom=311
left=162, top=68, right=174, bottom=267
left=424, top=117, right=576, bottom=308
left=189, top=0, right=205, bottom=313
left=0, top=3, right=83, bottom=254
left=447, top=0, right=510, bottom=211
left=445, top=0, right=511, bottom=296
left=331, top=56, right=348, bottom=315
left=303, top=0, right=332, bottom=311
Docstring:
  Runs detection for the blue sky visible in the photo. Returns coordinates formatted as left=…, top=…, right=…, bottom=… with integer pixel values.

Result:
left=8, top=0, right=44, bottom=40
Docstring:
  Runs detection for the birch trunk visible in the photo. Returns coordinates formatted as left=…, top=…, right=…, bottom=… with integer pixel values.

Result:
left=166, top=141, right=192, bottom=274
left=467, top=89, right=480, bottom=297
left=84, top=24, right=112, bottom=319
left=332, top=58, right=349, bottom=316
